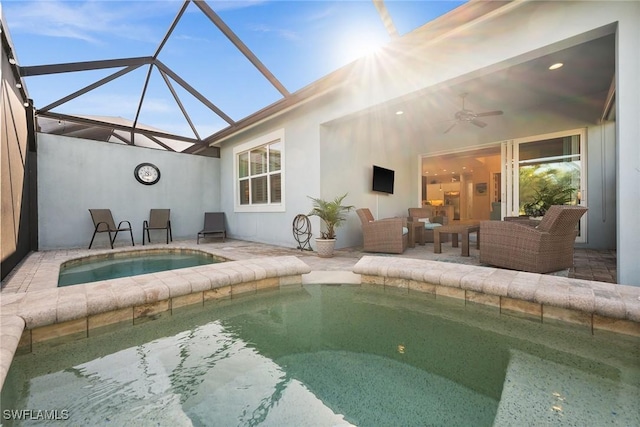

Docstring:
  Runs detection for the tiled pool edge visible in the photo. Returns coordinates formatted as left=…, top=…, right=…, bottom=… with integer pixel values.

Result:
left=0, top=255, right=312, bottom=390
left=353, top=256, right=640, bottom=338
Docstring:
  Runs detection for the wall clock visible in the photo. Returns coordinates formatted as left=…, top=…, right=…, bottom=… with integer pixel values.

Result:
left=134, top=163, right=161, bottom=185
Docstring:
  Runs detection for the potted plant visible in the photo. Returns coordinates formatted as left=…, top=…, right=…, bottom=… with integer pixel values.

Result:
left=308, top=193, right=354, bottom=257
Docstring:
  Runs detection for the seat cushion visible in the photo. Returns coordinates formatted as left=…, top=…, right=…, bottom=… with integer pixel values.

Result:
left=424, top=223, right=442, bottom=230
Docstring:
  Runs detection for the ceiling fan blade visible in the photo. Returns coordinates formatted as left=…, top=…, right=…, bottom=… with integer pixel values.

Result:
left=443, top=122, right=457, bottom=134
left=475, top=110, right=503, bottom=117
left=471, top=119, right=487, bottom=128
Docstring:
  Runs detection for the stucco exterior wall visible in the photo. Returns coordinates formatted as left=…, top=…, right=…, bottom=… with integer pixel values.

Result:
left=37, top=134, right=220, bottom=249
left=219, top=99, right=330, bottom=249
left=615, top=2, right=640, bottom=284
left=217, top=1, right=638, bottom=282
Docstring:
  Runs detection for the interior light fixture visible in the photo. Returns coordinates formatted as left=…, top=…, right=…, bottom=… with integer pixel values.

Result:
left=549, top=62, right=563, bottom=70
left=8, top=58, right=16, bottom=65
left=23, top=102, right=29, bottom=107
left=395, top=110, right=404, bottom=115
left=15, top=83, right=22, bottom=89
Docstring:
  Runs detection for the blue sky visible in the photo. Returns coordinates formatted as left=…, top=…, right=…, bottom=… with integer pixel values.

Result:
left=2, top=0, right=464, bottom=139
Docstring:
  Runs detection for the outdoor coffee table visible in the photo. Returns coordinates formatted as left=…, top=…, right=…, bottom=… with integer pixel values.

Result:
left=433, top=221, right=480, bottom=257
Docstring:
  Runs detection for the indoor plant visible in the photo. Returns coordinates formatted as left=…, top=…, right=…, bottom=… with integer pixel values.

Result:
left=308, top=193, right=354, bottom=257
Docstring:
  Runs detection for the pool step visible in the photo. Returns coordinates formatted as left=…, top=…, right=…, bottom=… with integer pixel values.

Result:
left=494, top=350, right=640, bottom=426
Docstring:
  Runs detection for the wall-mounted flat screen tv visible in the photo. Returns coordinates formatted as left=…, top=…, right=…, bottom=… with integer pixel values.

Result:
left=372, top=165, right=395, bottom=194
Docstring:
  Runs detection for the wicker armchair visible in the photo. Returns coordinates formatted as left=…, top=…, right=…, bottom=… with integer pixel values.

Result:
left=479, top=205, right=587, bottom=273
left=407, top=207, right=449, bottom=243
left=356, top=208, right=408, bottom=254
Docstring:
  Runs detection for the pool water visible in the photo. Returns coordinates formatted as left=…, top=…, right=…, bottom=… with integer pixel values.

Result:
left=58, top=251, right=219, bottom=286
left=2, top=285, right=638, bottom=426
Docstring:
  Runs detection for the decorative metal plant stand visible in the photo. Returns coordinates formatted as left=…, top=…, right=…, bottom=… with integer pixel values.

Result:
left=292, top=214, right=313, bottom=251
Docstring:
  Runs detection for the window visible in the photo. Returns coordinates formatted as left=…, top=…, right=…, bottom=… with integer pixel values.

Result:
left=234, top=130, right=284, bottom=212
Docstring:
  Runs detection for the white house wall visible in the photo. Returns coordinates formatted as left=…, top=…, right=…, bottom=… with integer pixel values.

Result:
left=320, top=113, right=421, bottom=249
left=219, top=96, right=351, bottom=249
left=37, top=134, right=220, bottom=249
left=220, top=1, right=637, bottom=282
left=585, top=122, right=617, bottom=250
left=615, top=3, right=640, bottom=285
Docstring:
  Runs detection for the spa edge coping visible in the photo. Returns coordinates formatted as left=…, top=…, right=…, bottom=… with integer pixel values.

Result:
left=1, top=254, right=639, bottom=392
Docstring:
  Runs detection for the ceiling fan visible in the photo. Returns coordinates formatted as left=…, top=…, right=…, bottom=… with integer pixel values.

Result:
left=444, top=93, right=503, bottom=134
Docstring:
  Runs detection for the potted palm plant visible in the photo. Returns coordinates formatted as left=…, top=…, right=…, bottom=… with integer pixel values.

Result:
left=308, top=193, right=354, bottom=257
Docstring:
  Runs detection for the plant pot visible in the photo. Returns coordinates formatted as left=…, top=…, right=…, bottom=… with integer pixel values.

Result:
left=315, top=238, right=336, bottom=258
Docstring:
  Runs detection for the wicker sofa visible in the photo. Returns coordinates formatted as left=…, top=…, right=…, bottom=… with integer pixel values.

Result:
left=356, top=208, right=408, bottom=254
left=479, top=205, right=587, bottom=273
left=407, top=207, right=449, bottom=243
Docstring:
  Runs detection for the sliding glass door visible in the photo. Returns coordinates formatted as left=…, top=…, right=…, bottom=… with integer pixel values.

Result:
left=502, top=129, right=586, bottom=242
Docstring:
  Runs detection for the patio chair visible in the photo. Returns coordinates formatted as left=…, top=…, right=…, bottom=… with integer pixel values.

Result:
left=479, top=205, right=587, bottom=273
left=197, top=212, right=226, bottom=244
left=407, top=207, right=449, bottom=243
left=142, top=209, right=172, bottom=245
left=356, top=208, right=408, bottom=254
left=88, top=209, right=135, bottom=249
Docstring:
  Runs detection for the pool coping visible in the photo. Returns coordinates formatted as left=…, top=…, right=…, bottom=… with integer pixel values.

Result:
left=353, top=256, right=640, bottom=334
left=1, top=252, right=639, bottom=392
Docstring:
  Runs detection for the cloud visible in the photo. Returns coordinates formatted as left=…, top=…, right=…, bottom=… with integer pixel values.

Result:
left=2, top=0, right=180, bottom=44
left=248, top=23, right=300, bottom=42
left=173, top=34, right=212, bottom=44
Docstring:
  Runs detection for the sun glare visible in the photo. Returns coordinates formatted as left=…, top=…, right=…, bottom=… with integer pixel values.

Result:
left=340, top=30, right=388, bottom=63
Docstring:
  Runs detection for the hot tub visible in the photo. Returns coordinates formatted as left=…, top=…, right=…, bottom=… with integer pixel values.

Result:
left=58, top=249, right=225, bottom=287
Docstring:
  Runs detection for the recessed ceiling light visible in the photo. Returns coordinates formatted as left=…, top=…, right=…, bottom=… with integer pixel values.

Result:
left=395, top=110, right=404, bottom=115
left=549, top=63, right=563, bottom=70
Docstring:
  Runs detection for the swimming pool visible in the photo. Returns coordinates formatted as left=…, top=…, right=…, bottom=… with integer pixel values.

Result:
left=58, top=249, right=222, bottom=286
left=2, top=285, right=638, bottom=425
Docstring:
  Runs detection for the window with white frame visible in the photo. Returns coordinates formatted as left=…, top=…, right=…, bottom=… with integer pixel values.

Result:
left=234, top=130, right=284, bottom=212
